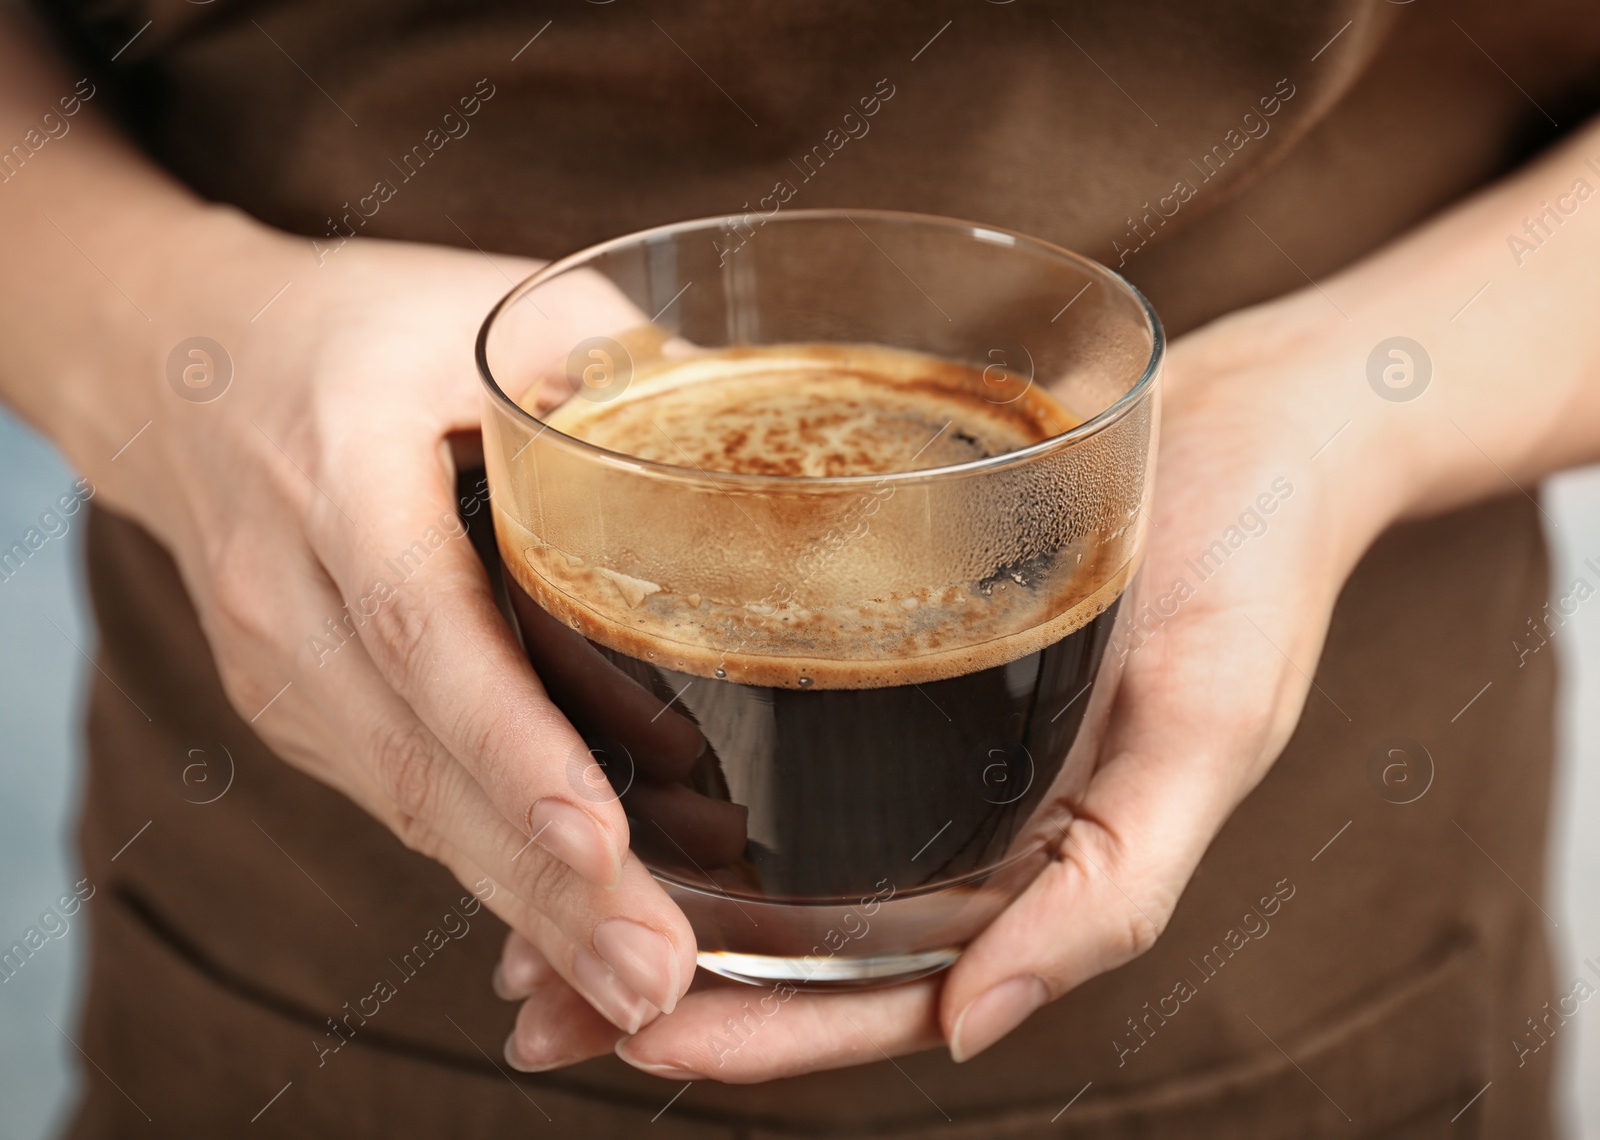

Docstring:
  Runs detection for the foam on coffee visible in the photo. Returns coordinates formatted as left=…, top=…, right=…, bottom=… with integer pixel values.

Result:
left=497, top=343, right=1139, bottom=689
left=544, top=344, right=1072, bottom=476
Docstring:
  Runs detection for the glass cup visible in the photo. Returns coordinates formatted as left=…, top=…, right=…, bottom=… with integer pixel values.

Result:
left=477, top=209, right=1161, bottom=989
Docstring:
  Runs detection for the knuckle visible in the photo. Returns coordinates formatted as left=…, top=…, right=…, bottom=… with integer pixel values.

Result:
left=449, top=702, right=514, bottom=785
left=1117, top=906, right=1167, bottom=961
left=1061, top=820, right=1174, bottom=965
left=509, top=843, right=574, bottom=909
left=394, top=814, right=444, bottom=861
left=198, top=537, right=287, bottom=722
left=364, top=586, right=440, bottom=689
left=205, top=534, right=276, bottom=647
left=369, top=720, right=444, bottom=836
left=212, top=656, right=269, bottom=722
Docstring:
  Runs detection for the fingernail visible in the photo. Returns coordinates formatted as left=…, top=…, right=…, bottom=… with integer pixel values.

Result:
left=949, top=975, right=1048, bottom=1063
left=528, top=798, right=622, bottom=888
left=615, top=1038, right=706, bottom=1080
left=503, top=1030, right=555, bottom=1073
left=573, top=948, right=659, bottom=1034
left=504, top=1030, right=531, bottom=1071
left=495, top=936, right=546, bottom=1001
left=594, top=919, right=681, bottom=1015
left=504, top=1029, right=592, bottom=1074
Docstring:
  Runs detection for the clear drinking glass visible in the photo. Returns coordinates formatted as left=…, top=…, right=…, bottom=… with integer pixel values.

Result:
left=477, top=209, right=1161, bottom=989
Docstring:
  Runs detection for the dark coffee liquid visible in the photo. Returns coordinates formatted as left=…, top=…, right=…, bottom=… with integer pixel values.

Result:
left=500, top=343, right=1129, bottom=903
left=510, top=582, right=1119, bottom=899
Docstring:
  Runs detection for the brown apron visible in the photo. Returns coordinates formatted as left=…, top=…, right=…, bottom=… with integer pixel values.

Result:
left=46, top=0, right=1600, bottom=1133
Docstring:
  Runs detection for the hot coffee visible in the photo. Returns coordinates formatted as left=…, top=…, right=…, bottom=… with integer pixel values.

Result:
left=494, top=344, right=1133, bottom=974
left=479, top=210, right=1159, bottom=986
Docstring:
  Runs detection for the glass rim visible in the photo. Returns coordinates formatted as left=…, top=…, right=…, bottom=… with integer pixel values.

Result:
left=475, top=207, right=1164, bottom=489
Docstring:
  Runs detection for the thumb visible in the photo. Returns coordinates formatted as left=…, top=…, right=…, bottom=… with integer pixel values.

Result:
left=938, top=605, right=1304, bottom=1062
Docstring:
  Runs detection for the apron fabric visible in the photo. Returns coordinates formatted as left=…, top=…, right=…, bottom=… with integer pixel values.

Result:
left=41, top=0, right=1600, bottom=1133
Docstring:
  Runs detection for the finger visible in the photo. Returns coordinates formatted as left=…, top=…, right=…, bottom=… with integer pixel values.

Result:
left=314, top=640, right=697, bottom=1021
left=422, top=841, right=665, bottom=1042
left=506, top=983, right=626, bottom=1073
left=473, top=861, right=670, bottom=1036
left=302, top=260, right=692, bottom=879
left=938, top=605, right=1287, bottom=1062
left=492, top=266, right=684, bottom=410
left=493, top=928, right=665, bottom=1053
left=267, top=537, right=698, bottom=1027
left=266, top=653, right=680, bottom=1038
left=622, top=781, right=749, bottom=871
left=422, top=824, right=670, bottom=1034
left=616, top=979, right=943, bottom=1083
left=509, top=587, right=706, bottom=782
left=938, top=769, right=1217, bottom=1062
left=308, top=422, right=637, bottom=892
left=492, top=932, right=632, bottom=1072
left=493, top=930, right=554, bottom=1001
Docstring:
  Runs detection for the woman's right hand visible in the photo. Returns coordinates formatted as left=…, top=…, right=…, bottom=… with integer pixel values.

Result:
left=67, top=207, right=698, bottom=1065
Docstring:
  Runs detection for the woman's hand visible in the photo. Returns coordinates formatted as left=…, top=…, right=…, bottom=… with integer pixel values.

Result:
left=66, top=213, right=700, bottom=1050
left=0, top=19, right=703, bottom=1057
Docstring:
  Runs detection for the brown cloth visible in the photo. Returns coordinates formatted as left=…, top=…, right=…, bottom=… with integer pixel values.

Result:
left=43, top=0, right=1600, bottom=1135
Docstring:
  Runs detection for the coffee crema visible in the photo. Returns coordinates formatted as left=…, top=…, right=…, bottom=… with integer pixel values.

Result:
left=496, top=343, right=1135, bottom=689
left=545, top=343, right=1073, bottom=476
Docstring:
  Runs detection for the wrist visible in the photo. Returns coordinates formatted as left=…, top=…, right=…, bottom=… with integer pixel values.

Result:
left=48, top=204, right=303, bottom=478
left=29, top=203, right=310, bottom=563
left=1164, top=289, right=1419, bottom=583
left=1319, top=119, right=1600, bottom=525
